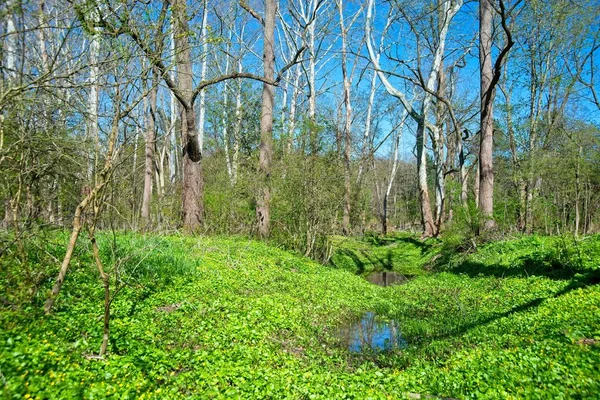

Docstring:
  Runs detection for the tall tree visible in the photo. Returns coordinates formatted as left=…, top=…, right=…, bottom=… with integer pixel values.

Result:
left=255, top=0, right=277, bottom=237
left=478, top=0, right=518, bottom=231
left=366, top=0, right=462, bottom=237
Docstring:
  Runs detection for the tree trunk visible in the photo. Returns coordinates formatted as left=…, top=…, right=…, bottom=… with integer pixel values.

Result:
left=168, top=24, right=178, bottom=184
left=256, top=0, right=276, bottom=237
left=5, top=0, right=17, bottom=81
left=173, top=0, right=203, bottom=231
left=287, top=64, right=301, bottom=153
left=141, top=68, right=158, bottom=227
left=88, top=33, right=100, bottom=181
left=478, top=0, right=496, bottom=231
left=382, top=194, right=388, bottom=235
left=181, top=108, right=203, bottom=230
left=307, top=8, right=318, bottom=154
left=338, top=0, right=352, bottom=235
left=574, top=145, right=582, bottom=236
left=197, top=0, right=209, bottom=152
left=417, top=117, right=437, bottom=237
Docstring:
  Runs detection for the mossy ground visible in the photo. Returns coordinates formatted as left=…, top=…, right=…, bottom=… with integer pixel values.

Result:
left=1, top=232, right=599, bottom=399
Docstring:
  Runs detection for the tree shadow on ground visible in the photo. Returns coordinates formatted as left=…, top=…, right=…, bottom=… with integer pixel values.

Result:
left=419, top=271, right=600, bottom=345
left=445, top=255, right=600, bottom=282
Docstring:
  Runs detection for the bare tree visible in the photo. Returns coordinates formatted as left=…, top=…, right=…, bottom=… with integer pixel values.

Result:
left=366, top=0, right=462, bottom=237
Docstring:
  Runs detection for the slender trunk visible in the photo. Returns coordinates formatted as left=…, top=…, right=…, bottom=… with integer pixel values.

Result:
left=88, top=228, right=110, bottom=356
left=458, top=130, right=468, bottom=207
left=256, top=0, right=276, bottom=237
left=5, top=0, right=17, bottom=81
left=141, top=69, right=158, bottom=226
left=338, top=0, right=352, bottom=235
left=308, top=16, right=318, bottom=154
left=574, top=145, right=582, bottom=236
left=88, top=35, right=100, bottom=181
left=168, top=24, right=178, bottom=184
left=357, top=66, right=377, bottom=185
left=231, top=25, right=245, bottom=185
left=131, top=123, right=139, bottom=229
left=382, top=195, right=388, bottom=235
left=383, top=116, right=403, bottom=234
left=221, top=38, right=233, bottom=184
left=287, top=64, right=301, bottom=153
left=232, top=55, right=243, bottom=185
left=45, top=109, right=121, bottom=314
left=416, top=117, right=436, bottom=237
left=280, top=69, right=289, bottom=144
left=474, top=160, right=480, bottom=208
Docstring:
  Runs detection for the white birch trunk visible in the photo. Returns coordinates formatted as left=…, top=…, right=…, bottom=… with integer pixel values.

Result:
left=88, top=34, right=100, bottom=181
left=5, top=0, right=17, bottom=81
left=169, top=24, right=178, bottom=183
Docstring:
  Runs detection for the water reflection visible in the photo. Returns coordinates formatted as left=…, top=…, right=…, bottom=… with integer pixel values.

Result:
left=366, top=271, right=410, bottom=286
left=339, top=312, right=406, bottom=352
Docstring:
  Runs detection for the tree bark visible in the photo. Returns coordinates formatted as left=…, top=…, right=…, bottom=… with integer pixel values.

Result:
left=5, top=0, right=17, bottom=81
left=173, top=0, right=203, bottom=231
left=256, top=0, right=276, bottom=237
left=168, top=23, right=178, bottom=184
left=141, top=68, right=158, bottom=226
left=197, top=0, right=209, bottom=152
left=338, top=0, right=352, bottom=235
left=478, top=0, right=516, bottom=232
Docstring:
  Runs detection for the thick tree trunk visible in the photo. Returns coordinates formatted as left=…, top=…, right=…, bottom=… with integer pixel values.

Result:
left=181, top=107, right=203, bottom=230
left=256, top=0, right=276, bottom=237
left=478, top=0, right=496, bottom=231
left=173, top=0, right=203, bottom=231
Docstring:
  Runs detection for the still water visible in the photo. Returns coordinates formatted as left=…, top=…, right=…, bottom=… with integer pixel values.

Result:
left=339, top=312, right=406, bottom=352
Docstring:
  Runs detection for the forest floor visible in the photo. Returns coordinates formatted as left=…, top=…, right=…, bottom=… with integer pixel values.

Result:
left=1, top=231, right=599, bottom=399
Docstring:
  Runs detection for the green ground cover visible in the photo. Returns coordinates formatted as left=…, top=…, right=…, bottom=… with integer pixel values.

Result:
left=1, top=232, right=599, bottom=399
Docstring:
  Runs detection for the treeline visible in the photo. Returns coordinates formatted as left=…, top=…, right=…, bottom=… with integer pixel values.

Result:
left=1, top=0, right=599, bottom=259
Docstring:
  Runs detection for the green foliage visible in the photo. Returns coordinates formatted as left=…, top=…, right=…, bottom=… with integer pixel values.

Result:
left=1, top=232, right=599, bottom=399
left=329, top=232, right=440, bottom=276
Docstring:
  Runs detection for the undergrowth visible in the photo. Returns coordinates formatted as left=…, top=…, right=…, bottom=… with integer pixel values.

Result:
left=1, top=232, right=599, bottom=399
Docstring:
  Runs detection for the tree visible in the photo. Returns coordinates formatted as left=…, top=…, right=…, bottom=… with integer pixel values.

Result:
left=255, top=0, right=277, bottom=237
left=478, top=0, right=519, bottom=232
left=366, top=0, right=463, bottom=237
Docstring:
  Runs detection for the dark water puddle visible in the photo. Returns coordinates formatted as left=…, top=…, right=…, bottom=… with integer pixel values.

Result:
left=366, top=271, right=411, bottom=286
left=339, top=312, right=407, bottom=352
